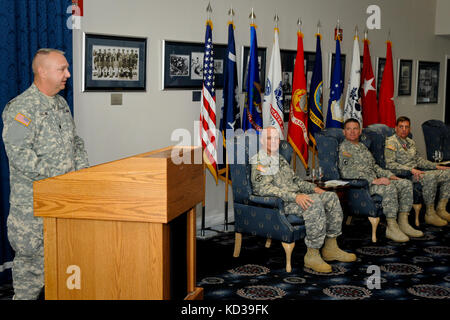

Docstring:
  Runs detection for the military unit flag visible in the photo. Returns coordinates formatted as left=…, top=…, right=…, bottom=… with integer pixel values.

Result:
left=361, top=36, right=378, bottom=127
left=242, top=24, right=263, bottom=132
left=378, top=41, right=397, bottom=128
left=343, top=33, right=362, bottom=124
left=200, top=20, right=218, bottom=184
left=326, top=38, right=344, bottom=128
left=287, top=31, right=309, bottom=168
left=220, top=21, right=240, bottom=136
left=308, top=33, right=324, bottom=151
left=262, top=27, right=284, bottom=137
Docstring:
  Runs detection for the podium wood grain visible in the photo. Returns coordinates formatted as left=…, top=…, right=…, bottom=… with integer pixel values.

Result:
left=35, top=146, right=204, bottom=300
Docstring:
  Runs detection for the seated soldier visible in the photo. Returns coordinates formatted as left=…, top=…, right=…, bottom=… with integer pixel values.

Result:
left=385, top=116, right=450, bottom=226
left=250, top=126, right=356, bottom=274
left=338, top=118, right=423, bottom=242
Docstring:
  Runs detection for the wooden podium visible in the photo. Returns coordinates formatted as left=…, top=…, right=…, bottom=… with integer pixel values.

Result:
left=34, top=146, right=204, bottom=300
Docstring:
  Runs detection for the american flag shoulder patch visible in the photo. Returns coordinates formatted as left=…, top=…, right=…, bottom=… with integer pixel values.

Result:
left=14, top=113, right=31, bottom=127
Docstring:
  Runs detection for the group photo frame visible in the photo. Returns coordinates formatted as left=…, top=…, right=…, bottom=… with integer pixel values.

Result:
left=83, top=33, right=147, bottom=91
left=240, top=46, right=267, bottom=93
left=280, top=49, right=315, bottom=121
left=328, top=52, right=346, bottom=89
left=397, top=59, right=413, bottom=96
left=162, top=40, right=227, bottom=90
left=416, top=61, right=440, bottom=104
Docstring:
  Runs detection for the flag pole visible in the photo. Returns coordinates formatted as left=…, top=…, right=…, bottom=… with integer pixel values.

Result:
left=201, top=1, right=213, bottom=237
left=292, top=18, right=302, bottom=172
left=313, top=19, right=321, bottom=167
left=223, top=5, right=235, bottom=232
left=202, top=161, right=206, bottom=236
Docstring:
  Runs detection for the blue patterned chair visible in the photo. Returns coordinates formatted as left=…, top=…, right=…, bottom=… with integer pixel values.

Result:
left=365, top=124, right=423, bottom=226
left=228, top=133, right=305, bottom=272
left=315, top=128, right=383, bottom=242
left=422, top=119, right=450, bottom=162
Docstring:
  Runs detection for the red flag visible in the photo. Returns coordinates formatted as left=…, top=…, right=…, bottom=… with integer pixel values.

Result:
left=287, top=32, right=309, bottom=168
left=361, top=38, right=378, bottom=127
left=378, top=41, right=396, bottom=128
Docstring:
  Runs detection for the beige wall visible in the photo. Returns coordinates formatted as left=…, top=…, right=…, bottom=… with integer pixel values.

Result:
left=435, top=0, right=450, bottom=35
left=73, top=0, right=450, bottom=229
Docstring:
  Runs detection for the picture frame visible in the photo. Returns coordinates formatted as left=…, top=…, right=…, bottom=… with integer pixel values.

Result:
left=328, top=53, right=346, bottom=88
left=83, top=33, right=147, bottom=91
left=376, top=57, right=386, bottom=96
left=416, top=61, right=440, bottom=104
left=241, top=46, right=267, bottom=92
left=280, top=49, right=315, bottom=121
left=397, top=59, right=413, bottom=96
left=161, top=40, right=227, bottom=90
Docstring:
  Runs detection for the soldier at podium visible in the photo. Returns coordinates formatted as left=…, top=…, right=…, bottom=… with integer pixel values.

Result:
left=2, top=48, right=89, bottom=299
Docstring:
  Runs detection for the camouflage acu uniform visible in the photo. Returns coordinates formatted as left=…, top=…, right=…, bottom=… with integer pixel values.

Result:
left=385, top=134, right=450, bottom=205
left=338, top=139, right=413, bottom=218
left=250, top=150, right=343, bottom=249
left=2, top=84, right=89, bottom=299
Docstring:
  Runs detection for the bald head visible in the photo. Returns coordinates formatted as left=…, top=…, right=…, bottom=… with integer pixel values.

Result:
left=32, top=48, right=70, bottom=96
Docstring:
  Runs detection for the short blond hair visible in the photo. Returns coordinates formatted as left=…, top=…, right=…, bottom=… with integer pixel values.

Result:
left=32, top=48, right=65, bottom=74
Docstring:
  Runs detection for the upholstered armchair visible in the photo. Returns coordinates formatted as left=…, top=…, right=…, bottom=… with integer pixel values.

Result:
left=228, top=133, right=305, bottom=272
left=422, top=119, right=450, bottom=162
left=365, top=124, right=423, bottom=226
left=315, top=128, right=383, bottom=242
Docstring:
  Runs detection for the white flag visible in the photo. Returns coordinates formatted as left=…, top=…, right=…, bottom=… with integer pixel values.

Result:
left=344, top=34, right=362, bottom=124
left=262, top=28, right=284, bottom=138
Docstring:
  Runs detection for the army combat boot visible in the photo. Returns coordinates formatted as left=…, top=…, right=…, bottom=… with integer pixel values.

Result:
left=304, top=248, right=332, bottom=273
left=386, top=218, right=409, bottom=242
left=424, top=205, right=447, bottom=226
left=398, top=212, right=423, bottom=237
left=436, top=199, right=450, bottom=222
left=321, top=237, right=357, bottom=262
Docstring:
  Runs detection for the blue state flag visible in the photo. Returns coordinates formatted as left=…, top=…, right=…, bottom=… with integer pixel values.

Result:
left=221, top=22, right=240, bottom=135
left=308, top=33, right=324, bottom=149
left=326, top=38, right=344, bottom=128
left=242, top=24, right=263, bottom=132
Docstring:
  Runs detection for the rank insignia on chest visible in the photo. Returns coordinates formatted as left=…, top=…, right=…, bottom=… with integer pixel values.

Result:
left=401, top=144, right=407, bottom=150
left=14, top=113, right=31, bottom=127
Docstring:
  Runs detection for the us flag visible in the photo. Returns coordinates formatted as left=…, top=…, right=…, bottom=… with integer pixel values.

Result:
left=200, top=20, right=218, bottom=184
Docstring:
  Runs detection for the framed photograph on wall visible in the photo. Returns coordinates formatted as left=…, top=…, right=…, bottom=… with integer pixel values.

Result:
left=280, top=49, right=315, bottom=121
left=416, top=61, right=440, bottom=104
left=161, top=40, right=227, bottom=90
left=376, top=57, right=386, bottom=96
left=241, top=46, right=267, bottom=92
left=83, top=33, right=147, bottom=91
left=397, top=59, right=413, bottom=96
left=328, top=53, right=346, bottom=88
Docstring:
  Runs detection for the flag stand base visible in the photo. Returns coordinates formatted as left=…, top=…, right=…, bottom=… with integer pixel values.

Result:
left=197, top=222, right=235, bottom=239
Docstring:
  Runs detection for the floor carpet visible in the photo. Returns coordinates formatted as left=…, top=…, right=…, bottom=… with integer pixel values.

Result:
left=197, top=217, right=450, bottom=301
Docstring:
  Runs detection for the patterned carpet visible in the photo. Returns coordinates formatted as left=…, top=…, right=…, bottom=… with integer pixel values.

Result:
left=197, top=216, right=450, bottom=301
